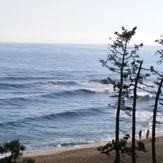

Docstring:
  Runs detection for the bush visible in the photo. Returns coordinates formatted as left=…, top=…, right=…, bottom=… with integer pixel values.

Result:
left=0, top=140, right=35, bottom=163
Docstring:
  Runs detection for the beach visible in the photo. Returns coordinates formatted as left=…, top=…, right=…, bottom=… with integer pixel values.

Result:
left=1, top=44, right=163, bottom=163
left=24, top=135, right=163, bottom=163
left=1, top=43, right=161, bottom=154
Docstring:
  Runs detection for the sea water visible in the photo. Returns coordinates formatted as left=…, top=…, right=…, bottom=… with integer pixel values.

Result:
left=0, top=43, right=162, bottom=154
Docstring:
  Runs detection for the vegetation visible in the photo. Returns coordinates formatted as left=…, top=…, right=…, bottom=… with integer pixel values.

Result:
left=98, top=27, right=163, bottom=163
left=98, top=134, right=146, bottom=157
left=129, top=46, right=151, bottom=163
left=100, top=27, right=146, bottom=163
left=0, top=140, right=35, bottom=163
left=150, top=36, right=163, bottom=163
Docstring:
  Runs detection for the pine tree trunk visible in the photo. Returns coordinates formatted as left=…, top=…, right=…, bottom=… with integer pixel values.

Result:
left=152, top=77, right=163, bottom=163
left=115, top=106, right=120, bottom=163
left=132, top=61, right=143, bottom=163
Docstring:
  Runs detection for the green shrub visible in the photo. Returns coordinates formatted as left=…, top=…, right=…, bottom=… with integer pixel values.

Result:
left=0, top=140, right=35, bottom=163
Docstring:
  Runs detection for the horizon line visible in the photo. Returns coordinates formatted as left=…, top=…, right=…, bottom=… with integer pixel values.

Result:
left=0, top=41, right=159, bottom=47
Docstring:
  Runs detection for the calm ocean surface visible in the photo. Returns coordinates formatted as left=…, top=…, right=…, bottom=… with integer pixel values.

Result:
left=0, top=43, right=162, bottom=154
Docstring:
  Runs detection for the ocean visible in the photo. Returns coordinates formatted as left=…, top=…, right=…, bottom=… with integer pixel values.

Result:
left=0, top=43, right=162, bottom=154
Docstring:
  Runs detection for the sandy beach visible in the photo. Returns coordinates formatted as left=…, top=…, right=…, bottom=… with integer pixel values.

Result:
left=23, top=135, right=163, bottom=163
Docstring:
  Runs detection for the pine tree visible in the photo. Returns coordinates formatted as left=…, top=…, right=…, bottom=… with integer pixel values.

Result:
left=100, top=27, right=143, bottom=163
left=150, top=36, right=163, bottom=163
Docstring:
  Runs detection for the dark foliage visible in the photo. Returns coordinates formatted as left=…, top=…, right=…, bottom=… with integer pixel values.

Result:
left=98, top=134, right=146, bottom=159
left=100, top=26, right=144, bottom=163
left=150, top=36, right=163, bottom=163
left=0, top=140, right=35, bottom=163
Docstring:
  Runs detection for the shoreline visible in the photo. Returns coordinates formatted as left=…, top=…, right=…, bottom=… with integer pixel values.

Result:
left=24, top=142, right=108, bottom=157
left=23, top=134, right=163, bottom=163
left=25, top=132, right=163, bottom=157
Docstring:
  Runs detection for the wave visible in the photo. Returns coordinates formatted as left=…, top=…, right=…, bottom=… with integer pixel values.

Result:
left=32, top=80, right=62, bottom=86
left=41, top=89, right=95, bottom=98
left=0, top=83, right=26, bottom=89
left=126, top=92, right=153, bottom=102
left=29, top=78, right=114, bottom=88
left=41, top=88, right=111, bottom=99
left=90, top=79, right=110, bottom=84
left=38, top=107, right=105, bottom=121
left=30, top=80, right=79, bottom=87
left=0, top=81, right=152, bottom=106
left=56, top=142, right=89, bottom=148
left=0, top=107, right=106, bottom=127
left=0, top=76, right=48, bottom=81
left=0, top=96, right=37, bottom=106
left=0, top=87, right=111, bottom=106
left=137, top=93, right=153, bottom=101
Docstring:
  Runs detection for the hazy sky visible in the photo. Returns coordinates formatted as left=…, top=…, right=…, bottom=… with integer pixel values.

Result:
left=0, top=0, right=163, bottom=45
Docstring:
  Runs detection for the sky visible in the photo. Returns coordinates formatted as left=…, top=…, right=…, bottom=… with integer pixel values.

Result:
left=0, top=0, right=163, bottom=45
